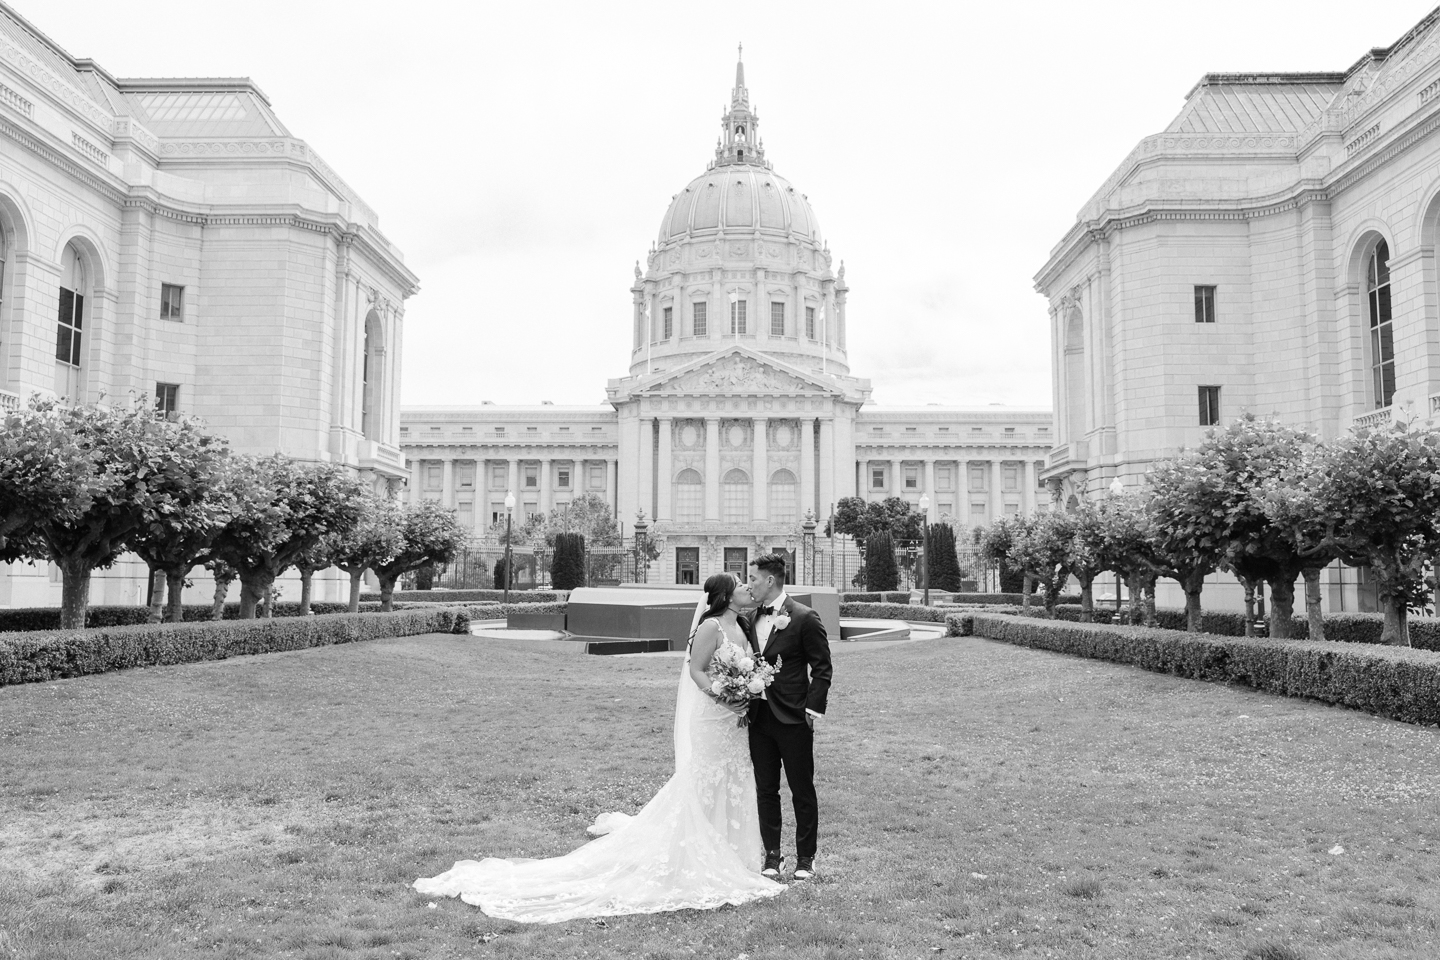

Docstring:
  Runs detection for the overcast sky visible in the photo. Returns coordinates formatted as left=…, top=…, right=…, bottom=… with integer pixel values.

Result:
left=42, top=1, right=1430, bottom=408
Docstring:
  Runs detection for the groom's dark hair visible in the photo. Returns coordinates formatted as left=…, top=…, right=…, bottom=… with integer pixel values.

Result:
left=749, top=553, right=787, bottom=583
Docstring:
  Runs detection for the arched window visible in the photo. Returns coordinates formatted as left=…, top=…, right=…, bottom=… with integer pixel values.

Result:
left=55, top=243, right=86, bottom=401
left=674, top=468, right=704, bottom=522
left=722, top=468, right=751, bottom=524
left=768, top=468, right=798, bottom=524
left=1366, top=239, right=1395, bottom=409
left=362, top=310, right=383, bottom=439
left=1063, top=304, right=1085, bottom=440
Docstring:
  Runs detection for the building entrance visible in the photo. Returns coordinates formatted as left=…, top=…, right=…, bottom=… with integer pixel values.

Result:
left=724, top=547, right=748, bottom=577
left=675, top=547, right=699, bottom=584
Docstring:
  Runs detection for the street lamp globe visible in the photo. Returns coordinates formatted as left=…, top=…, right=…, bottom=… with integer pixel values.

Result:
left=504, top=490, right=517, bottom=512
left=1108, top=477, right=1124, bottom=497
left=919, top=493, right=931, bottom=512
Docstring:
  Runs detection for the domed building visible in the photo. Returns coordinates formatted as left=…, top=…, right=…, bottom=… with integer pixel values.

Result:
left=402, top=55, right=1052, bottom=585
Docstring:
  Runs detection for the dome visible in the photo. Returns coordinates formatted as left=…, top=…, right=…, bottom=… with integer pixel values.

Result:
left=658, top=166, right=820, bottom=243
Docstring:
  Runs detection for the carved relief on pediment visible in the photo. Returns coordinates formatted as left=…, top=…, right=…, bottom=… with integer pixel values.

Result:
left=659, top=354, right=818, bottom=396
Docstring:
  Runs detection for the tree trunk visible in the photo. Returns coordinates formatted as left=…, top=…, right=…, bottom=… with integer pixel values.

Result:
left=1269, top=575, right=1296, bottom=639
left=1242, top=578, right=1256, bottom=637
left=1302, top=567, right=1325, bottom=642
left=211, top=577, right=230, bottom=620
left=298, top=570, right=314, bottom=617
left=348, top=569, right=364, bottom=613
left=147, top=568, right=166, bottom=623
left=1021, top=574, right=1033, bottom=613
left=1143, top=578, right=1157, bottom=627
left=166, top=570, right=187, bottom=623
left=1183, top=580, right=1203, bottom=632
left=1380, top=596, right=1411, bottom=646
left=58, top=559, right=92, bottom=631
left=1079, top=575, right=1094, bottom=623
left=1127, top=574, right=1143, bottom=625
left=379, top=575, right=398, bottom=613
left=263, top=586, right=275, bottom=618
left=1433, top=553, right=1440, bottom=617
left=1043, top=578, right=1059, bottom=619
left=238, top=575, right=268, bottom=620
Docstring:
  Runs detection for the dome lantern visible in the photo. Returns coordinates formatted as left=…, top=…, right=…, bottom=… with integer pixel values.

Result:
left=715, top=44, right=765, bottom=168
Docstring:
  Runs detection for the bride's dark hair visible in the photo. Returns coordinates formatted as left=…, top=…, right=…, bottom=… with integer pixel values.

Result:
left=687, top=573, right=738, bottom=649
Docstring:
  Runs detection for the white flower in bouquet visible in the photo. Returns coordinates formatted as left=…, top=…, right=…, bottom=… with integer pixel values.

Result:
left=738, top=656, right=754, bottom=672
left=711, top=680, right=725, bottom=695
left=746, top=676, right=766, bottom=695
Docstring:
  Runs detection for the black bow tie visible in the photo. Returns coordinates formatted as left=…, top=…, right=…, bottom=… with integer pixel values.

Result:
left=758, top=605, right=775, bottom=617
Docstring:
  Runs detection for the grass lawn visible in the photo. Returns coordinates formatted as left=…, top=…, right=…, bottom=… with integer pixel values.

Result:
left=3, top=633, right=1440, bottom=960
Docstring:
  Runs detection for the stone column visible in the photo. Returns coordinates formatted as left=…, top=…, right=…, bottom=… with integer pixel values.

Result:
left=752, top=417, right=768, bottom=521
left=408, top=457, right=422, bottom=505
left=637, top=419, right=654, bottom=521
left=990, top=459, right=1004, bottom=519
left=606, top=458, right=618, bottom=515
left=704, top=417, right=721, bottom=521
left=657, top=417, right=674, bottom=521
left=1023, top=458, right=1037, bottom=514
left=441, top=457, right=455, bottom=507
left=924, top=459, right=937, bottom=521
left=539, top=456, right=552, bottom=514
left=817, top=418, right=835, bottom=517
left=800, top=418, right=816, bottom=518
left=507, top=458, right=519, bottom=500
left=891, top=458, right=904, bottom=497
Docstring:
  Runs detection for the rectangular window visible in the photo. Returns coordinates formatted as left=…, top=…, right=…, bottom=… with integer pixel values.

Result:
left=458, top=500, right=473, bottom=520
left=663, top=306, right=673, bottom=340
left=805, top=306, right=816, bottom=339
left=458, top=463, right=475, bottom=488
left=155, top=382, right=179, bottom=415
left=494, top=426, right=505, bottom=435
left=676, top=547, right=700, bottom=585
left=160, top=283, right=185, bottom=321
left=1198, top=385, right=1221, bottom=426
left=730, top=300, right=747, bottom=335
left=969, top=464, right=986, bottom=491
left=1194, top=285, right=1216, bottom=323
left=937, top=464, right=953, bottom=490
left=905, top=466, right=918, bottom=489
left=425, top=464, right=442, bottom=490
left=558, top=467, right=571, bottom=488
left=524, top=465, right=538, bottom=488
left=491, top=465, right=507, bottom=488
left=1003, top=465, right=1019, bottom=491
left=1003, top=502, right=1020, bottom=515
left=969, top=502, right=987, bottom=526
left=589, top=463, right=606, bottom=489
left=55, top=287, right=83, bottom=366
left=724, top=547, right=748, bottom=576
left=771, top=302, right=785, bottom=336
left=693, top=302, right=707, bottom=337
left=871, top=466, right=885, bottom=490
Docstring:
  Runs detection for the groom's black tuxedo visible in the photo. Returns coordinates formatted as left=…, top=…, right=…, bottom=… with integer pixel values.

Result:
left=742, top=595, right=832, bottom=861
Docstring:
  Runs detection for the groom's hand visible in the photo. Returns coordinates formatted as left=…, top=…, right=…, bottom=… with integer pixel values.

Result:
left=806, top=714, right=814, bottom=731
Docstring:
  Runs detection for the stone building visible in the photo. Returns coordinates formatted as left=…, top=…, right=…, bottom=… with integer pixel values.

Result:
left=1035, top=8, right=1440, bottom=608
left=403, top=55, right=1051, bottom=585
left=0, top=3, right=417, bottom=605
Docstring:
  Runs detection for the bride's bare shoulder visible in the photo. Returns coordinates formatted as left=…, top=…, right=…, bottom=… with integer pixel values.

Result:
left=694, top=617, right=721, bottom=638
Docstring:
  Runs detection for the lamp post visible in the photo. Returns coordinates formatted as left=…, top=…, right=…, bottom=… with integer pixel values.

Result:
left=503, top=490, right=516, bottom=603
left=919, top=494, right=932, bottom=606
left=1107, top=476, right=1123, bottom=614
left=785, top=534, right=796, bottom=586
left=801, top=510, right=817, bottom=586
left=634, top=510, right=649, bottom=584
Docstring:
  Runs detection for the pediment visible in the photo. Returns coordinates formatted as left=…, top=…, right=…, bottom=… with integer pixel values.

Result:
left=643, top=348, right=834, bottom=397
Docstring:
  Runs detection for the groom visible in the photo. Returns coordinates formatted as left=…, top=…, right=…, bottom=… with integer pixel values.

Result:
left=745, top=553, right=832, bottom=882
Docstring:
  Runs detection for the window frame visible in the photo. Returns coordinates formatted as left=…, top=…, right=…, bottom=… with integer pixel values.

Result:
left=160, top=283, right=185, bottom=322
left=1366, top=239, right=1395, bottom=409
left=692, top=301, right=707, bottom=337
left=770, top=301, right=785, bottom=337
left=805, top=305, right=816, bottom=340
left=1194, top=284, right=1216, bottom=324
left=662, top=305, right=673, bottom=340
left=730, top=299, right=747, bottom=336
left=55, top=286, right=83, bottom=367
left=155, top=382, right=179, bottom=415
left=1198, top=385, right=1221, bottom=426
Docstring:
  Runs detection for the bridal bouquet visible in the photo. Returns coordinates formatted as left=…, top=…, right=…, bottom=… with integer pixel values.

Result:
left=707, top=644, right=780, bottom=727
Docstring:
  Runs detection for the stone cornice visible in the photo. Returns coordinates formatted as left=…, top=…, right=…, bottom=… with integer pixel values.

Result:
left=402, top=444, right=618, bottom=459
left=854, top=445, right=1048, bottom=459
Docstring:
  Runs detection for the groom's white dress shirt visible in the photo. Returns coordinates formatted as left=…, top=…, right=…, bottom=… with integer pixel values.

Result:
left=754, top=591, right=822, bottom=722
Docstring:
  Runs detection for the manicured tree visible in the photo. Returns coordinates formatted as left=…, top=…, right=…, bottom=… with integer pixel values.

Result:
left=975, top=518, right=1027, bottom=604
left=549, top=493, right=622, bottom=546
left=865, top=530, right=899, bottom=591
left=1096, top=494, right=1160, bottom=626
left=1264, top=422, right=1440, bottom=646
left=1144, top=456, right=1228, bottom=632
left=493, top=557, right=507, bottom=590
left=206, top=558, right=237, bottom=620
left=20, top=400, right=195, bottom=629
left=927, top=523, right=963, bottom=593
left=551, top=532, right=586, bottom=590
left=1009, top=511, right=1077, bottom=618
left=0, top=398, right=102, bottom=556
left=293, top=536, right=337, bottom=616
left=415, top=563, right=436, bottom=590
left=125, top=419, right=236, bottom=623
left=372, top=500, right=468, bottom=611
left=210, top=456, right=367, bottom=619
left=332, top=495, right=404, bottom=613
left=1065, top=500, right=1111, bottom=622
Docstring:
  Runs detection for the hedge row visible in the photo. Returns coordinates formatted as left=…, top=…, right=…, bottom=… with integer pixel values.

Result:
left=362, top=589, right=567, bottom=604
left=0, top=601, right=385, bottom=633
left=0, top=608, right=471, bottom=688
left=945, top=593, right=1082, bottom=607
left=970, top=613, right=1440, bottom=726
left=840, top=602, right=954, bottom=624
left=840, top=592, right=913, bottom=604
left=1030, top=604, right=1440, bottom=652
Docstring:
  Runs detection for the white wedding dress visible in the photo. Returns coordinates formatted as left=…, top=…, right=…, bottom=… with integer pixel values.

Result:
left=413, top=616, right=783, bottom=922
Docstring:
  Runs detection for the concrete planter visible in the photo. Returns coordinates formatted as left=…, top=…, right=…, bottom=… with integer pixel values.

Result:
left=508, top=612, right=567, bottom=631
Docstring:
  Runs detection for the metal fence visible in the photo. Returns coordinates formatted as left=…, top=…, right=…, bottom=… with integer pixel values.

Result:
left=419, top=537, right=655, bottom=590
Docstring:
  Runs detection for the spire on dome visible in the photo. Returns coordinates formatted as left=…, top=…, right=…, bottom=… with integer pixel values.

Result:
left=716, top=46, right=764, bottom=168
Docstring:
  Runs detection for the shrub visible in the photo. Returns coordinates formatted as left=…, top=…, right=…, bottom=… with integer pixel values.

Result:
left=839, top=592, right=911, bottom=604
left=945, top=613, right=973, bottom=637
left=361, top=589, right=567, bottom=604
left=866, top=531, right=898, bottom=592
left=840, top=602, right=952, bottom=624
left=970, top=613, right=1440, bottom=726
left=551, top=533, right=586, bottom=591
left=928, top=524, right=963, bottom=593
left=0, top=608, right=471, bottom=688
left=0, top=602, right=386, bottom=632
left=946, top=593, right=1081, bottom=607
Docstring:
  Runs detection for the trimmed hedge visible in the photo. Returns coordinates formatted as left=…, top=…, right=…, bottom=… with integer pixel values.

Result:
left=0, top=601, right=385, bottom=632
left=840, top=602, right=953, bottom=624
left=840, top=592, right=912, bottom=604
left=945, top=593, right=1082, bottom=607
left=362, top=589, right=567, bottom=604
left=945, top=613, right=973, bottom=637
left=0, top=608, right=471, bottom=688
left=1033, top=604, right=1440, bottom=652
left=971, top=613, right=1440, bottom=726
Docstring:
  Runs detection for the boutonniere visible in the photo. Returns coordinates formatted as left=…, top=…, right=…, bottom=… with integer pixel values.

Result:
left=772, top=613, right=791, bottom=630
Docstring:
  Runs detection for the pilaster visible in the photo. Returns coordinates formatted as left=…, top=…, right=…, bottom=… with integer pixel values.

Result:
left=752, top=416, right=769, bottom=521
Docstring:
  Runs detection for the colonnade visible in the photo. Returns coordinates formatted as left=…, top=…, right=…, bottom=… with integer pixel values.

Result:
left=856, top=456, right=1039, bottom=520
left=408, top=455, right=619, bottom=530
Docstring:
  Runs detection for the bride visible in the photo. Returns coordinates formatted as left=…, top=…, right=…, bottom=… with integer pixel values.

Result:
left=413, top=572, right=785, bottom=922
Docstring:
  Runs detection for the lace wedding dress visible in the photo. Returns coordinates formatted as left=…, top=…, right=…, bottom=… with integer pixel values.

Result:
left=413, top=615, right=783, bottom=923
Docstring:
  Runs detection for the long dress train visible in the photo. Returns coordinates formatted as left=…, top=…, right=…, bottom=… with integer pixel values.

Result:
left=412, top=621, right=783, bottom=923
